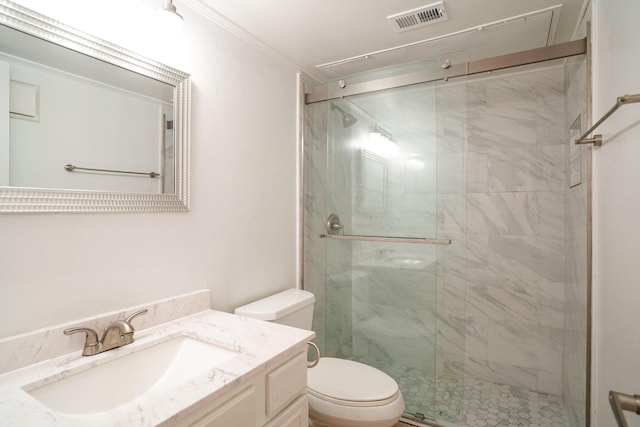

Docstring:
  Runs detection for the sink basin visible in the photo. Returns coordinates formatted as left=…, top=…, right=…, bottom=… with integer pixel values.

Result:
left=26, top=335, right=238, bottom=416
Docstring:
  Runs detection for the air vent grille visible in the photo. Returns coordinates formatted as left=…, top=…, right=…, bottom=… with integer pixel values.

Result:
left=387, top=1, right=448, bottom=33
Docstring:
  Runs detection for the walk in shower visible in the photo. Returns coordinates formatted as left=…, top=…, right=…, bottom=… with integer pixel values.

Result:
left=302, top=39, right=590, bottom=427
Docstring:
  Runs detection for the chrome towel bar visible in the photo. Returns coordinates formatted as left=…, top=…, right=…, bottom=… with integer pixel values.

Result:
left=322, top=213, right=451, bottom=245
left=64, top=164, right=160, bottom=178
left=610, top=390, right=640, bottom=427
left=319, top=234, right=452, bottom=245
left=575, top=93, right=640, bottom=146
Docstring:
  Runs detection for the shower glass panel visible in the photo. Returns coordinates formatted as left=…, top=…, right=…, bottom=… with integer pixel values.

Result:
left=321, top=78, right=466, bottom=423
left=304, top=55, right=586, bottom=426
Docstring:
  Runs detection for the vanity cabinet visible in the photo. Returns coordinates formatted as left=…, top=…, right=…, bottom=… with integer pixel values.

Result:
left=181, top=350, right=308, bottom=427
left=189, top=386, right=257, bottom=427
left=0, top=308, right=315, bottom=426
left=264, top=395, right=308, bottom=427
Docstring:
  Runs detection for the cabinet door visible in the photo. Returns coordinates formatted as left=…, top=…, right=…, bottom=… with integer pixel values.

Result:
left=266, top=352, right=307, bottom=417
left=191, top=386, right=256, bottom=427
left=264, top=395, right=308, bottom=427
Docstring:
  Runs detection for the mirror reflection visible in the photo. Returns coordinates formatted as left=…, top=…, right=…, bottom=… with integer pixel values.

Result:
left=0, top=0, right=190, bottom=213
left=1, top=24, right=175, bottom=194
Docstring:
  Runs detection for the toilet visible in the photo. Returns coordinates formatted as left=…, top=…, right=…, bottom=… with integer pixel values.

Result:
left=234, top=289, right=405, bottom=427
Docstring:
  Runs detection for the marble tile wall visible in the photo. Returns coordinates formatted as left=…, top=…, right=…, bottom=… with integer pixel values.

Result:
left=351, top=244, right=438, bottom=373
left=434, top=80, right=469, bottom=408
left=450, top=66, right=568, bottom=395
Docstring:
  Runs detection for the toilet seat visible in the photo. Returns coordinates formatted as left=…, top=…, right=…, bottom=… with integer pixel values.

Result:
left=307, top=358, right=399, bottom=406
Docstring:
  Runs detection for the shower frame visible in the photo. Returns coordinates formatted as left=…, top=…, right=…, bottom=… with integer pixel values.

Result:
left=306, top=38, right=585, bottom=104
left=297, top=36, right=592, bottom=426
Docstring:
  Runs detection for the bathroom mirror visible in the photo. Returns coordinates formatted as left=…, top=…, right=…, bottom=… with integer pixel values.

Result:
left=0, top=0, right=190, bottom=213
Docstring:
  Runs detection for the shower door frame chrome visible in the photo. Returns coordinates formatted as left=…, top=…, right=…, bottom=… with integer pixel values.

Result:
left=305, top=38, right=586, bottom=104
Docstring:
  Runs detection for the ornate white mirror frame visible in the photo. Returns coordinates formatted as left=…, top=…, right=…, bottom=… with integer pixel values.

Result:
left=0, top=0, right=190, bottom=213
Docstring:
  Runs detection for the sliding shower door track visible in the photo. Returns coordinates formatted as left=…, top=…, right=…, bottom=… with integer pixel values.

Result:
left=305, top=38, right=586, bottom=104
left=399, top=415, right=442, bottom=427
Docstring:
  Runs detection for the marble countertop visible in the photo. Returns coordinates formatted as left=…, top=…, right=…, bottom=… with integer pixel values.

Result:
left=0, top=309, right=314, bottom=426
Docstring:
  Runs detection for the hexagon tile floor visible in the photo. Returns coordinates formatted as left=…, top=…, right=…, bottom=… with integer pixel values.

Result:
left=391, top=367, right=571, bottom=426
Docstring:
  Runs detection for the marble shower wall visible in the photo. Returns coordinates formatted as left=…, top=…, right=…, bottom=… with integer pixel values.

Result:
left=452, top=66, right=568, bottom=395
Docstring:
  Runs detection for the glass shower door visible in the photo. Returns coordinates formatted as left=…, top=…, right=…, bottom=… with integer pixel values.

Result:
left=321, top=79, right=465, bottom=424
left=306, top=51, right=585, bottom=427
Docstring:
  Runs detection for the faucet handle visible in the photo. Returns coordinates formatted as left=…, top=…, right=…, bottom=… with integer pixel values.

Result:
left=64, top=327, right=100, bottom=356
left=114, top=309, right=148, bottom=345
left=115, top=309, right=148, bottom=335
left=125, top=309, right=148, bottom=329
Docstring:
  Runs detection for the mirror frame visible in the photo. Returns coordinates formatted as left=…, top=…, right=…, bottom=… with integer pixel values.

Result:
left=0, top=0, right=190, bottom=213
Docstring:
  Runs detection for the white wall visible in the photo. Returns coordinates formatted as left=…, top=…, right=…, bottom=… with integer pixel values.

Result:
left=7, top=55, right=164, bottom=193
left=593, top=0, right=640, bottom=425
left=0, top=0, right=299, bottom=338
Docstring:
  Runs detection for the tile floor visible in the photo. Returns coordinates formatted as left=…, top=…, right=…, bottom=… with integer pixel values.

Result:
left=366, top=359, right=571, bottom=427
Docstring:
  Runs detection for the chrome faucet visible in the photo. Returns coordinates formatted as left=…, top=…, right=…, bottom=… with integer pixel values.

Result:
left=64, top=309, right=148, bottom=356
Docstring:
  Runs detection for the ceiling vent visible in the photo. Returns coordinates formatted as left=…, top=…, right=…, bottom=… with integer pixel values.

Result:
left=387, top=1, right=448, bottom=33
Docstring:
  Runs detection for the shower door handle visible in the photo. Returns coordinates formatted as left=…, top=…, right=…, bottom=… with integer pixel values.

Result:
left=610, top=390, right=640, bottom=426
left=319, top=234, right=452, bottom=245
left=323, top=213, right=452, bottom=245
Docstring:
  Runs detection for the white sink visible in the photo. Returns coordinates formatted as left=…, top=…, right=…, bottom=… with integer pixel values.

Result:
left=26, top=335, right=238, bottom=416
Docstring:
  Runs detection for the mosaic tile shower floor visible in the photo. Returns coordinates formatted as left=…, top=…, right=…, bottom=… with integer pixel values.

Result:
left=368, top=361, right=571, bottom=427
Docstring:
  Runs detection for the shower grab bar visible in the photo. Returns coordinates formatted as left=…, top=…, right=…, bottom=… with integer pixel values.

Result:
left=609, top=390, right=640, bottom=427
left=64, top=164, right=160, bottom=178
left=575, top=93, right=640, bottom=146
left=319, top=234, right=452, bottom=245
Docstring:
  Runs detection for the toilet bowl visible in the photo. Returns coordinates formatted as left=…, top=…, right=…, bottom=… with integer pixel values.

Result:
left=234, top=289, right=405, bottom=427
left=307, top=357, right=404, bottom=427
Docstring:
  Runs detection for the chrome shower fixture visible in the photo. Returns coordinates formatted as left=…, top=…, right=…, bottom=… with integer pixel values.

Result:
left=330, top=103, right=358, bottom=128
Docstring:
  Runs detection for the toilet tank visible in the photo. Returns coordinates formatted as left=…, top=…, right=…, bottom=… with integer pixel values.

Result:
left=234, top=289, right=315, bottom=330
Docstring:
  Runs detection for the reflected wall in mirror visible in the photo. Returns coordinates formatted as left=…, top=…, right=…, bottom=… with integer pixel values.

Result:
left=0, top=0, right=190, bottom=213
left=357, top=150, right=387, bottom=214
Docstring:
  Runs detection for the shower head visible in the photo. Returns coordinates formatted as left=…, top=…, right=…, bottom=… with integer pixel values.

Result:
left=330, top=103, right=358, bottom=128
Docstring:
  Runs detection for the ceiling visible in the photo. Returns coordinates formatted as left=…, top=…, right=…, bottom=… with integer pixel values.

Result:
left=195, top=0, right=586, bottom=82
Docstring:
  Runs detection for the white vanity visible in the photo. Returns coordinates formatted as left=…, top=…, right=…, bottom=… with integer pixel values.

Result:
left=0, top=292, right=314, bottom=426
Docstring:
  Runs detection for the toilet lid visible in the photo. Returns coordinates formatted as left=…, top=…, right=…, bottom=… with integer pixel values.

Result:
left=307, top=358, right=399, bottom=405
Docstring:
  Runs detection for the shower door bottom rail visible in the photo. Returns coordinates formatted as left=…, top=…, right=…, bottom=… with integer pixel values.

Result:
left=319, top=234, right=451, bottom=245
